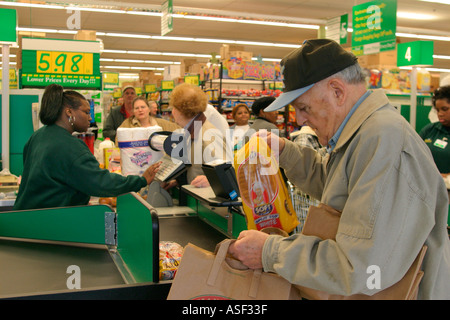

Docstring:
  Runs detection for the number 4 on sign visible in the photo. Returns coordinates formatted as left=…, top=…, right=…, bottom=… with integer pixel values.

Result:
left=405, top=47, right=412, bottom=62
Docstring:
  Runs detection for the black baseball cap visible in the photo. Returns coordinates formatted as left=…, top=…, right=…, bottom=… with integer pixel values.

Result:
left=265, top=39, right=358, bottom=112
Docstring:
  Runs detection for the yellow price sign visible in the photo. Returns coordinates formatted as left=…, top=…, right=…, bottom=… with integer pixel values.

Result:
left=184, top=75, right=199, bottom=86
left=161, top=80, right=174, bottom=91
left=36, top=51, right=93, bottom=75
left=145, top=84, right=157, bottom=93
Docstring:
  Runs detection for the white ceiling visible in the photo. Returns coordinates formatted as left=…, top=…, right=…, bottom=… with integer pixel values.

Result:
left=2, top=0, right=450, bottom=78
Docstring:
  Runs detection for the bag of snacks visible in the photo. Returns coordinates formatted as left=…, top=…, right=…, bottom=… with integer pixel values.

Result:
left=159, top=241, right=183, bottom=280
left=234, top=136, right=298, bottom=233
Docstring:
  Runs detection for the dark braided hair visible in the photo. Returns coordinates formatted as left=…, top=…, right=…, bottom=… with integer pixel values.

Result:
left=39, top=84, right=86, bottom=125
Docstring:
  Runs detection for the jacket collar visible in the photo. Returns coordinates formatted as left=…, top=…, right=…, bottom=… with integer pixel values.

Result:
left=333, top=89, right=390, bottom=152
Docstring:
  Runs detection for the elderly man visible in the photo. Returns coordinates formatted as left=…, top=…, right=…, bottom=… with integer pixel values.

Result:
left=103, top=85, right=137, bottom=141
left=229, top=39, right=450, bottom=299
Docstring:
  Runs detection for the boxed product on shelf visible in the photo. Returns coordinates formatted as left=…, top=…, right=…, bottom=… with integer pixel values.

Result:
left=229, top=51, right=253, bottom=61
left=139, top=70, right=155, bottom=81
left=74, top=30, right=96, bottom=41
left=220, top=44, right=245, bottom=61
left=222, top=59, right=281, bottom=81
left=164, top=65, right=182, bottom=80
left=180, top=58, right=198, bottom=75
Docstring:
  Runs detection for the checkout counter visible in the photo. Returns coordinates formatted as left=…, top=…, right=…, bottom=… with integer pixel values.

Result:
left=0, top=185, right=246, bottom=300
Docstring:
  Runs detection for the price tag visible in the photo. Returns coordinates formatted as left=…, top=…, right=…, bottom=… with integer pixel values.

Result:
left=161, top=80, right=174, bottom=91
left=145, top=84, right=157, bottom=93
left=36, top=51, right=93, bottom=75
left=184, top=75, right=199, bottom=86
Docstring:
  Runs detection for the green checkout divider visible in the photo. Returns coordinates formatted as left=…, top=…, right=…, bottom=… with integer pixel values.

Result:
left=0, top=204, right=111, bottom=244
left=0, top=193, right=160, bottom=285
left=116, top=192, right=159, bottom=283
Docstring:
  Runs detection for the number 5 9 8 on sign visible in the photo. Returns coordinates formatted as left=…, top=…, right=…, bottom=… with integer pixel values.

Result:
left=36, top=51, right=93, bottom=75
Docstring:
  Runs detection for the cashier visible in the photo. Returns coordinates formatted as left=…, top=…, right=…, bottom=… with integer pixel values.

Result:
left=13, top=84, right=160, bottom=210
left=419, top=85, right=450, bottom=176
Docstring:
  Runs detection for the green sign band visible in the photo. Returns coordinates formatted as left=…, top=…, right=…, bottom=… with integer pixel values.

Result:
left=22, top=73, right=101, bottom=89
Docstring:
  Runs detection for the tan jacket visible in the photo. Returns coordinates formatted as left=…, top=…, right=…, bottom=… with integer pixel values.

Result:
left=262, top=90, right=450, bottom=299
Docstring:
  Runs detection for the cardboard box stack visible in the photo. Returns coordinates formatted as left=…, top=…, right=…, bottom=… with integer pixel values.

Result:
left=220, top=44, right=253, bottom=62
left=74, top=30, right=97, bottom=41
left=139, top=70, right=163, bottom=87
left=357, top=49, right=397, bottom=70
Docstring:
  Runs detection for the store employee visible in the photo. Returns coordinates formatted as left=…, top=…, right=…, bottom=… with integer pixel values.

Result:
left=419, top=85, right=450, bottom=176
left=14, top=84, right=160, bottom=210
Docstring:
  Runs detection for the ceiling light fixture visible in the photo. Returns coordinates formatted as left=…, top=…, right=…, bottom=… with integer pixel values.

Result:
left=397, top=12, right=437, bottom=20
left=419, top=0, right=450, bottom=4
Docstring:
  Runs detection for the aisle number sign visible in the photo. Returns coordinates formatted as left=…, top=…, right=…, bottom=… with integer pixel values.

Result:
left=326, top=14, right=348, bottom=45
left=0, top=8, right=17, bottom=44
left=21, top=38, right=101, bottom=89
left=397, top=41, right=434, bottom=67
left=351, top=0, right=397, bottom=56
left=161, top=0, right=173, bottom=36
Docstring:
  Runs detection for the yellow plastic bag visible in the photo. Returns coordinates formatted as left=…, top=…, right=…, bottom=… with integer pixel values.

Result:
left=234, top=136, right=298, bottom=233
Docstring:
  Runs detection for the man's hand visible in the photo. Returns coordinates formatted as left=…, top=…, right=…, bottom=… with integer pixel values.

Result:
left=228, top=230, right=269, bottom=269
left=255, top=131, right=285, bottom=158
left=142, top=161, right=161, bottom=184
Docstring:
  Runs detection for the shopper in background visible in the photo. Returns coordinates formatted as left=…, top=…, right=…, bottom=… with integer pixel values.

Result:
left=103, top=85, right=137, bottom=142
left=230, top=103, right=251, bottom=150
left=166, top=83, right=229, bottom=189
left=290, top=125, right=324, bottom=154
left=14, top=84, right=160, bottom=211
left=229, top=39, right=450, bottom=299
left=419, top=85, right=450, bottom=177
left=116, top=97, right=180, bottom=145
left=248, top=96, right=280, bottom=135
left=149, top=100, right=162, bottom=118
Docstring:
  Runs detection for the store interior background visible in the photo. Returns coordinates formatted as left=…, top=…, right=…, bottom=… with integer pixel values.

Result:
left=2, top=0, right=450, bottom=81
left=1, top=0, right=450, bottom=176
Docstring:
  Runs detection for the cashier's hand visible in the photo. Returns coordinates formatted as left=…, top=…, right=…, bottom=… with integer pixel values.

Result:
left=191, top=175, right=210, bottom=188
left=228, top=230, right=269, bottom=269
left=142, top=162, right=161, bottom=184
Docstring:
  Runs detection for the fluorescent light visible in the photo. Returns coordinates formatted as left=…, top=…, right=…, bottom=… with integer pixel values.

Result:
left=397, top=12, right=437, bottom=20
left=127, top=51, right=162, bottom=55
left=173, top=13, right=319, bottom=29
left=396, top=32, right=450, bottom=41
left=18, top=27, right=58, bottom=33
left=419, top=0, right=450, bottom=4
left=105, top=33, right=151, bottom=39
left=399, top=66, right=450, bottom=73
left=115, top=59, right=145, bottom=63
left=434, top=55, right=450, bottom=60
left=102, top=49, right=127, bottom=54
left=0, top=2, right=64, bottom=9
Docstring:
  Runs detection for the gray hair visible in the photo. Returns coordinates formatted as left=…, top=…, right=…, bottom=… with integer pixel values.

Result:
left=333, top=63, right=366, bottom=84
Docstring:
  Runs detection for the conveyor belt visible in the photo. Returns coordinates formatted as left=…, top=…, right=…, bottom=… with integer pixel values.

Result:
left=0, top=238, right=124, bottom=298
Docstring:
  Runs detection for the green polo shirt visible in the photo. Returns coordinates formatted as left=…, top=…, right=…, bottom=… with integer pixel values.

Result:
left=419, top=122, right=450, bottom=174
left=14, top=124, right=147, bottom=210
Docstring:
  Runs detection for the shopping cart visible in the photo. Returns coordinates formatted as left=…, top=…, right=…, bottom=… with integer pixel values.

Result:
left=287, top=181, right=319, bottom=233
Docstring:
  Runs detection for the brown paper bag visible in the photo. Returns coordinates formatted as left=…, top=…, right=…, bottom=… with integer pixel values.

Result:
left=296, top=203, right=427, bottom=300
left=167, top=239, right=300, bottom=300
